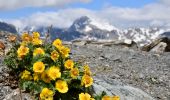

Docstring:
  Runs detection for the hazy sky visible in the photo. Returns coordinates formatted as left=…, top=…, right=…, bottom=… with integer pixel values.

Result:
left=0, top=0, right=169, bottom=29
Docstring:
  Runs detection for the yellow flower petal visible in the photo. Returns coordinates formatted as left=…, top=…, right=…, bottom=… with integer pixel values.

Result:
left=64, top=60, right=74, bottom=70
left=40, top=88, right=54, bottom=100
left=70, top=67, right=79, bottom=79
left=21, top=70, right=32, bottom=80
left=81, top=74, right=93, bottom=87
left=58, top=46, right=70, bottom=58
left=32, top=38, right=42, bottom=45
left=17, top=46, right=29, bottom=58
left=33, top=62, right=45, bottom=73
left=79, top=93, right=91, bottom=100
left=55, top=80, right=68, bottom=93
left=52, top=38, right=62, bottom=48
left=47, top=66, right=61, bottom=80
left=83, top=65, right=91, bottom=75
left=112, top=96, right=120, bottom=100
left=41, top=71, right=51, bottom=83
left=32, top=32, right=40, bottom=39
left=102, top=96, right=111, bottom=100
left=33, top=48, right=45, bottom=56
left=33, top=73, right=40, bottom=81
left=51, top=50, right=59, bottom=61
left=21, top=32, right=32, bottom=42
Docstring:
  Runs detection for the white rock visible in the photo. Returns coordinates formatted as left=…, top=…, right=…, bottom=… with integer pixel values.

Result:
left=150, top=42, right=167, bottom=53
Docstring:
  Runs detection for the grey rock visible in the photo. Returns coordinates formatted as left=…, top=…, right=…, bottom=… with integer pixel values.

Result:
left=93, top=78, right=155, bottom=100
left=4, top=88, right=33, bottom=100
left=0, top=86, right=12, bottom=100
left=150, top=42, right=167, bottom=53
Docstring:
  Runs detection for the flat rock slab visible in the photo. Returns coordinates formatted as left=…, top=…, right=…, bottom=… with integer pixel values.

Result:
left=93, top=77, right=155, bottom=100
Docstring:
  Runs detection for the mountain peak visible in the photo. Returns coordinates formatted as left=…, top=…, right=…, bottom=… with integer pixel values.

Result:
left=74, top=16, right=91, bottom=25
left=69, top=16, right=118, bottom=32
left=69, top=16, right=91, bottom=32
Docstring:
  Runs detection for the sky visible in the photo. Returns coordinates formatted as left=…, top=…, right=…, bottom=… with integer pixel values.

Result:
left=0, top=0, right=170, bottom=29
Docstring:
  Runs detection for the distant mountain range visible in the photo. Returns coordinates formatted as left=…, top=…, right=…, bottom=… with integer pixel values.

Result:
left=1, top=16, right=170, bottom=46
left=0, top=22, right=17, bottom=33
left=25, top=16, right=168, bottom=46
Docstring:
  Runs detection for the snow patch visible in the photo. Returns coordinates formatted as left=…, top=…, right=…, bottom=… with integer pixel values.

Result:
left=90, top=20, right=117, bottom=31
left=84, top=26, right=92, bottom=32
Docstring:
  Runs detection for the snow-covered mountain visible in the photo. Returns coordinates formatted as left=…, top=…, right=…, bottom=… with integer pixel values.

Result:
left=21, top=16, right=169, bottom=46
left=69, top=16, right=118, bottom=32
left=26, top=16, right=119, bottom=41
left=67, top=16, right=119, bottom=40
left=119, top=28, right=166, bottom=46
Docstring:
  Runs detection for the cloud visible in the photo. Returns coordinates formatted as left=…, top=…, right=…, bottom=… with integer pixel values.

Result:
left=0, top=0, right=91, bottom=10
left=159, top=0, right=170, bottom=6
left=4, top=0, right=170, bottom=29
left=7, top=8, right=95, bottom=30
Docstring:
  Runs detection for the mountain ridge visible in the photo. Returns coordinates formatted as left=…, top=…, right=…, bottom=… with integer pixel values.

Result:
left=0, top=22, right=17, bottom=33
left=1, top=16, right=170, bottom=46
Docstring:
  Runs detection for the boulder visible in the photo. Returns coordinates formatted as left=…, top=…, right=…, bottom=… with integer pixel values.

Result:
left=141, top=37, right=170, bottom=52
left=93, top=77, right=155, bottom=100
left=114, top=39, right=138, bottom=48
left=150, top=42, right=167, bottom=53
left=0, top=41, right=5, bottom=50
left=8, top=35, right=17, bottom=42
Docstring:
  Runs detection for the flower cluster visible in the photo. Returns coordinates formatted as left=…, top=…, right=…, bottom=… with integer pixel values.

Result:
left=5, top=32, right=120, bottom=100
left=6, top=32, right=93, bottom=100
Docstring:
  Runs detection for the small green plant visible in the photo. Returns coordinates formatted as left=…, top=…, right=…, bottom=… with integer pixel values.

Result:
left=4, top=32, right=120, bottom=100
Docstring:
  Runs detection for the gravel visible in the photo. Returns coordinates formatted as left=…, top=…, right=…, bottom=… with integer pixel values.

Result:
left=70, top=43, right=170, bottom=100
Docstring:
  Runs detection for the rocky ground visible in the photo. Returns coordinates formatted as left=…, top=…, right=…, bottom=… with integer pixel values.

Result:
left=0, top=32, right=169, bottom=100
left=69, top=42, right=170, bottom=100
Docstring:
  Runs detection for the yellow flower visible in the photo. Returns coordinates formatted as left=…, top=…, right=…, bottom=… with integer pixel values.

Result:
left=47, top=66, right=61, bottom=80
left=20, top=41, right=28, bottom=46
left=17, top=46, right=29, bottom=58
left=84, top=65, right=91, bottom=75
left=58, top=46, right=70, bottom=58
left=64, top=59, right=74, bottom=69
left=33, top=73, right=40, bottom=81
left=21, top=32, right=32, bottom=42
left=52, top=38, right=62, bottom=48
left=33, top=48, right=45, bottom=56
left=79, top=93, right=92, bottom=100
left=40, top=88, right=54, bottom=100
left=112, top=96, right=120, bottom=100
left=32, top=32, right=40, bottom=39
left=81, top=74, right=93, bottom=87
left=41, top=71, right=51, bottom=83
left=102, top=96, right=111, bottom=100
left=55, top=80, right=68, bottom=93
left=21, top=70, right=32, bottom=80
left=51, top=50, right=59, bottom=61
left=32, top=38, right=42, bottom=45
left=70, top=67, right=79, bottom=79
left=33, top=62, right=45, bottom=73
